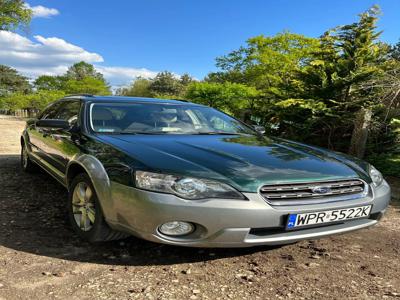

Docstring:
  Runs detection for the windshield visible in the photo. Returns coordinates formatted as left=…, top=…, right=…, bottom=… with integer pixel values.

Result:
left=89, top=102, right=256, bottom=135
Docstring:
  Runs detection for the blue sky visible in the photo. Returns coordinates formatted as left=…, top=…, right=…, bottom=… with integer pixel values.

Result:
left=2, top=0, right=400, bottom=87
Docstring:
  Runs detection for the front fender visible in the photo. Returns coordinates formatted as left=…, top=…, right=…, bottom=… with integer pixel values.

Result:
left=66, top=154, right=117, bottom=223
left=21, top=129, right=30, bottom=150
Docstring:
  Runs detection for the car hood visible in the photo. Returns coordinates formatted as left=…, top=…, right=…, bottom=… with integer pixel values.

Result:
left=98, top=134, right=371, bottom=192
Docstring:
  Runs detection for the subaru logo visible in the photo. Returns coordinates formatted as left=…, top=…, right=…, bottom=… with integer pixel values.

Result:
left=312, top=186, right=331, bottom=194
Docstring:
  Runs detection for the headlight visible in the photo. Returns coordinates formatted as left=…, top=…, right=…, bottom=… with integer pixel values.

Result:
left=369, top=165, right=383, bottom=187
left=135, top=171, right=244, bottom=200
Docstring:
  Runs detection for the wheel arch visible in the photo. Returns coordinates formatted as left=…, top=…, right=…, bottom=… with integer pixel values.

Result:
left=21, top=133, right=33, bottom=154
left=66, top=163, right=87, bottom=189
left=21, top=131, right=30, bottom=149
left=66, top=155, right=116, bottom=223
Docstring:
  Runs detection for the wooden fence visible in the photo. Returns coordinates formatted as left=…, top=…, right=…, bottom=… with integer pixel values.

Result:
left=0, top=109, right=40, bottom=118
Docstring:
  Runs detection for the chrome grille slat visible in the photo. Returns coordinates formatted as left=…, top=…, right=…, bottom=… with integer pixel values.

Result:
left=260, top=179, right=367, bottom=205
left=260, top=180, right=363, bottom=192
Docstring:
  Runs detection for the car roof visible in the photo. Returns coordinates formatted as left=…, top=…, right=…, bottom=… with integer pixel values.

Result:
left=62, top=94, right=200, bottom=106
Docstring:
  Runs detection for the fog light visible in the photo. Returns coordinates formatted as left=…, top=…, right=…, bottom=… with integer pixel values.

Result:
left=159, top=221, right=195, bottom=236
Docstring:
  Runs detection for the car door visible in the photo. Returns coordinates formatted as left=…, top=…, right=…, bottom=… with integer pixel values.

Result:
left=44, top=99, right=82, bottom=174
left=28, top=101, right=64, bottom=162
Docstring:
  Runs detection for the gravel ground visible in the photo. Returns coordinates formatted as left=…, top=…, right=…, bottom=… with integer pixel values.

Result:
left=0, top=116, right=399, bottom=300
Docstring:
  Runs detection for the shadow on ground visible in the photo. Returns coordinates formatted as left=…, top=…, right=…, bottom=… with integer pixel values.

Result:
left=0, top=154, right=277, bottom=266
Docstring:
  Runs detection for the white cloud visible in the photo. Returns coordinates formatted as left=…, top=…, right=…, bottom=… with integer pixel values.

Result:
left=25, top=3, right=59, bottom=18
left=96, top=66, right=158, bottom=87
left=0, top=30, right=103, bottom=71
left=0, top=31, right=159, bottom=87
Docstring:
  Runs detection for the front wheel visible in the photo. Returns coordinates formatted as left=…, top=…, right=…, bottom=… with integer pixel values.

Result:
left=68, top=173, right=128, bottom=242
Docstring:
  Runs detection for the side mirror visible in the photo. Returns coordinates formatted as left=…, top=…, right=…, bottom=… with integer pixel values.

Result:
left=36, top=119, right=70, bottom=129
left=253, top=125, right=266, bottom=135
left=26, top=118, right=37, bottom=126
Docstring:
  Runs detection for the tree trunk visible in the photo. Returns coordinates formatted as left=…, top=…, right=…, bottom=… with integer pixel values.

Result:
left=348, top=108, right=372, bottom=158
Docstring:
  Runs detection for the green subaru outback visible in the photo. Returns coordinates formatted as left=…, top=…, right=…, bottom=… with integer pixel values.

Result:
left=21, top=95, right=391, bottom=247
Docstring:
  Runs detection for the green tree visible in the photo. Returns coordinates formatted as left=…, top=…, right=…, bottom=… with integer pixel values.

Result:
left=357, top=59, right=400, bottom=157
left=0, top=90, right=65, bottom=111
left=212, top=32, right=321, bottom=134
left=333, top=5, right=383, bottom=104
left=215, top=32, right=319, bottom=97
left=63, top=77, right=111, bottom=95
left=211, top=6, right=388, bottom=157
left=0, top=65, right=31, bottom=96
left=33, top=62, right=110, bottom=95
left=0, top=0, right=32, bottom=31
left=205, top=71, right=246, bottom=84
left=30, top=62, right=111, bottom=95
left=149, top=71, right=183, bottom=97
left=66, top=61, right=105, bottom=82
left=118, top=73, right=194, bottom=98
left=34, top=75, right=68, bottom=91
left=118, top=77, right=153, bottom=97
left=180, top=73, right=194, bottom=86
left=389, top=40, right=400, bottom=61
left=299, top=6, right=385, bottom=155
left=185, top=81, right=260, bottom=118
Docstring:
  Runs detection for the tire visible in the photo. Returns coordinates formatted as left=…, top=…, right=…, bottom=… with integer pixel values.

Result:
left=21, top=143, right=37, bottom=173
left=67, top=173, right=128, bottom=242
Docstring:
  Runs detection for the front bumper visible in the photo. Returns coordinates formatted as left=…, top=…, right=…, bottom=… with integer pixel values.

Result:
left=105, top=180, right=391, bottom=248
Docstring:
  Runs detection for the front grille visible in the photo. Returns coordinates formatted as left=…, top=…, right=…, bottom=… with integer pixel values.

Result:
left=260, top=179, right=367, bottom=205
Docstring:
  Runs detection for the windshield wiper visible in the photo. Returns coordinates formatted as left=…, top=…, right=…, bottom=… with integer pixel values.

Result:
left=114, top=131, right=251, bottom=136
left=193, top=132, right=247, bottom=135
left=118, top=131, right=165, bottom=135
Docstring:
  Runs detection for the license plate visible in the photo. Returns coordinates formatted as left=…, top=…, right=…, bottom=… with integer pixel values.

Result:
left=286, top=205, right=372, bottom=229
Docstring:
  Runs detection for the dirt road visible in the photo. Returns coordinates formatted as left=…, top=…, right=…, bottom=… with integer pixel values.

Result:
left=0, top=116, right=399, bottom=300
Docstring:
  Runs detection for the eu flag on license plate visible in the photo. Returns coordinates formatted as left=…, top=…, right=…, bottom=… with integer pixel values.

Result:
left=287, top=214, right=297, bottom=229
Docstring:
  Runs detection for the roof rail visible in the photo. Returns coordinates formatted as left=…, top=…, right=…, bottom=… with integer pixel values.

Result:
left=64, top=94, right=94, bottom=98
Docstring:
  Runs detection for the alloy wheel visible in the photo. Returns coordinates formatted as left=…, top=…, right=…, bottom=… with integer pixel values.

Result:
left=72, top=182, right=96, bottom=231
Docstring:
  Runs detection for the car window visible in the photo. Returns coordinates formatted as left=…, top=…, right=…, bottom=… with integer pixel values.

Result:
left=55, top=101, right=81, bottom=124
left=209, top=116, right=236, bottom=131
left=40, top=102, right=63, bottom=120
